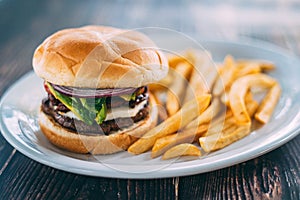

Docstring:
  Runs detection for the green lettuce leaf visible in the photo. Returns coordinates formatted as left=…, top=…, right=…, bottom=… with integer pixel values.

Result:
left=95, top=98, right=107, bottom=124
left=46, top=83, right=138, bottom=126
left=119, top=93, right=136, bottom=101
left=46, top=82, right=107, bottom=125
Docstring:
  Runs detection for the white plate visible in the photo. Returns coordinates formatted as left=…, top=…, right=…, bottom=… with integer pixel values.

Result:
left=1, top=39, right=300, bottom=179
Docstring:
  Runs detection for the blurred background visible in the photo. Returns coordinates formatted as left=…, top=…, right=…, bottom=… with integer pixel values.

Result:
left=0, top=0, right=300, bottom=78
left=1, top=0, right=300, bottom=42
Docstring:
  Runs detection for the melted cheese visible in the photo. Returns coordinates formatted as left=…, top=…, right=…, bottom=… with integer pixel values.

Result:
left=58, top=100, right=147, bottom=122
left=59, top=110, right=80, bottom=120
left=106, top=100, right=147, bottom=120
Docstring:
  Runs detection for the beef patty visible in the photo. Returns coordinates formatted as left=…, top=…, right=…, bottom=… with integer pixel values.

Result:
left=41, top=93, right=149, bottom=136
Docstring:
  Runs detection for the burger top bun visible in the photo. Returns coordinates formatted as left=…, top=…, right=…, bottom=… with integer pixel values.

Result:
left=33, top=25, right=168, bottom=88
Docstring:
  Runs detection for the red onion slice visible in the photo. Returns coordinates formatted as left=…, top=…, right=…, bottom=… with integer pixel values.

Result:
left=50, top=83, right=137, bottom=98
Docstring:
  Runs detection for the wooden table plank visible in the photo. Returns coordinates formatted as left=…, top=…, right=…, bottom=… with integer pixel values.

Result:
left=0, top=150, right=177, bottom=199
left=0, top=135, right=15, bottom=176
left=180, top=136, right=299, bottom=200
left=0, top=136, right=298, bottom=199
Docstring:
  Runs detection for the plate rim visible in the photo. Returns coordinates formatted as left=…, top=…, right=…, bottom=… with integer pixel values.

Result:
left=1, top=39, right=300, bottom=179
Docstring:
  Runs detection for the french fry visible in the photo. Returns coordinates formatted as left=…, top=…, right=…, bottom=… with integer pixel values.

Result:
left=148, top=84, right=165, bottom=92
left=172, top=61, right=194, bottom=87
left=184, top=98, right=221, bottom=130
left=148, top=72, right=173, bottom=92
left=234, top=63, right=261, bottom=78
left=151, top=91, right=168, bottom=122
left=199, top=90, right=258, bottom=152
left=199, top=124, right=251, bottom=152
left=222, top=123, right=238, bottom=134
left=166, top=62, right=193, bottom=115
left=162, top=143, right=201, bottom=160
left=183, top=67, right=209, bottom=102
left=259, top=62, right=276, bottom=71
left=255, top=82, right=281, bottom=123
left=229, top=74, right=276, bottom=125
left=185, top=49, right=209, bottom=64
left=202, top=111, right=234, bottom=137
left=203, top=93, right=258, bottom=137
left=127, top=94, right=211, bottom=154
left=167, top=54, right=187, bottom=68
left=151, top=123, right=208, bottom=158
left=185, top=50, right=218, bottom=102
left=221, top=62, right=262, bottom=106
left=166, top=91, right=180, bottom=116
left=204, top=64, right=219, bottom=93
left=151, top=99, right=221, bottom=158
left=127, top=51, right=281, bottom=160
left=244, top=92, right=259, bottom=117
left=237, top=59, right=275, bottom=71
left=213, top=55, right=236, bottom=96
left=220, top=90, right=230, bottom=106
left=152, top=96, right=257, bottom=158
left=183, top=50, right=211, bottom=103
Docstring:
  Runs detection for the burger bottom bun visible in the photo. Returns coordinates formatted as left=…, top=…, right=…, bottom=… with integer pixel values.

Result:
left=38, top=95, right=158, bottom=154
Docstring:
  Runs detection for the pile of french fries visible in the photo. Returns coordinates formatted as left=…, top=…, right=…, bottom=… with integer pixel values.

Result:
left=127, top=49, right=281, bottom=160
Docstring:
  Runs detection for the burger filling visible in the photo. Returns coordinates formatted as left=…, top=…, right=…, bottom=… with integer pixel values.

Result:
left=41, top=82, right=149, bottom=135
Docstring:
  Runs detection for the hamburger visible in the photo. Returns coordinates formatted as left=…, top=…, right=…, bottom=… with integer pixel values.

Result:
left=32, top=26, right=168, bottom=154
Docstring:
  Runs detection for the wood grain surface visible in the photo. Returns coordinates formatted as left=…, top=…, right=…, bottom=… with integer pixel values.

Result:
left=0, top=0, right=299, bottom=199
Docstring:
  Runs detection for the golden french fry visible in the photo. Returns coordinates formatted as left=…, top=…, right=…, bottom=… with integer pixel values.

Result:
left=184, top=50, right=217, bottom=103
left=184, top=67, right=209, bottom=102
left=203, top=111, right=235, bottom=137
left=152, top=134, right=181, bottom=158
left=173, top=61, right=193, bottom=82
left=222, top=123, right=238, bottom=135
left=220, top=90, right=230, bottom=106
left=185, top=49, right=209, bottom=64
left=203, top=64, right=218, bottom=93
left=244, top=92, right=259, bottom=117
left=237, top=59, right=275, bottom=71
left=167, top=54, right=187, bottom=68
left=203, top=118, right=226, bottom=137
left=234, top=63, right=261, bottom=78
left=199, top=89, right=259, bottom=151
left=259, top=62, right=276, bottom=71
left=166, top=91, right=180, bottom=116
left=166, top=62, right=193, bottom=115
left=183, top=50, right=211, bottom=102
left=151, top=91, right=168, bottom=122
left=152, top=99, right=221, bottom=158
left=220, top=86, right=253, bottom=107
left=128, top=94, right=211, bottom=154
left=203, top=94, right=258, bottom=137
left=148, top=72, right=173, bottom=92
left=148, top=83, right=166, bottom=92
left=199, top=124, right=251, bottom=152
left=213, top=55, right=236, bottom=96
left=255, top=82, right=281, bottom=123
left=184, top=98, right=221, bottom=130
left=162, top=143, right=201, bottom=160
left=229, top=74, right=276, bottom=125
left=151, top=123, right=208, bottom=158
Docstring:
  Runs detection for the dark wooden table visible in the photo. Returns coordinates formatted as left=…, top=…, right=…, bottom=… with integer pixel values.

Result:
left=0, top=0, right=299, bottom=199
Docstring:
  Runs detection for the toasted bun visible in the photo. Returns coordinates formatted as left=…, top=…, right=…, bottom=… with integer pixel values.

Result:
left=38, top=95, right=158, bottom=154
left=33, top=25, right=168, bottom=88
